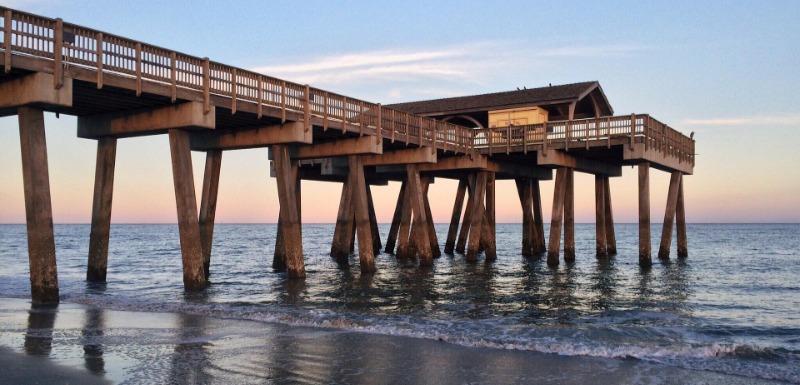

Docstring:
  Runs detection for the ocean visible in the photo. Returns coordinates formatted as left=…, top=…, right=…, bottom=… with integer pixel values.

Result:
left=0, top=223, right=798, bottom=384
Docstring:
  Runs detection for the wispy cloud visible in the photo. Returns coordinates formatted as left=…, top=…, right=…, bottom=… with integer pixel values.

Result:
left=683, top=114, right=800, bottom=127
left=250, top=41, right=646, bottom=101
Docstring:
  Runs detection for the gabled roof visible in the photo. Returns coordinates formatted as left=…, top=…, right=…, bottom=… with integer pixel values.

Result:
left=387, top=81, right=612, bottom=116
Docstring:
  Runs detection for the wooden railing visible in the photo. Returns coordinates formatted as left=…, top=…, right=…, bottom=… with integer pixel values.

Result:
left=474, top=114, right=695, bottom=165
left=0, top=7, right=694, bottom=165
left=0, top=7, right=473, bottom=153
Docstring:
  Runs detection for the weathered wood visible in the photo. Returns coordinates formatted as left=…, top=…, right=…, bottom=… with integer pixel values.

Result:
left=384, top=181, right=406, bottom=254
left=676, top=177, right=688, bottom=258
left=444, top=178, right=467, bottom=254
left=406, top=165, right=433, bottom=265
left=191, top=121, right=311, bottom=151
left=594, top=175, right=608, bottom=259
left=366, top=184, right=382, bottom=254
left=482, top=172, right=497, bottom=262
left=466, top=172, right=487, bottom=262
left=395, top=178, right=413, bottom=258
left=604, top=176, right=617, bottom=255
left=531, top=179, right=546, bottom=254
left=18, top=107, right=59, bottom=304
left=272, top=144, right=305, bottom=278
left=274, top=164, right=301, bottom=271
left=547, top=167, right=568, bottom=267
left=331, top=179, right=353, bottom=262
left=87, top=137, right=117, bottom=283
left=638, top=163, right=652, bottom=265
left=658, top=172, right=682, bottom=260
left=198, top=150, right=221, bottom=279
left=421, top=179, right=441, bottom=258
left=564, top=169, right=575, bottom=262
left=455, top=174, right=476, bottom=254
left=291, top=136, right=382, bottom=159
left=168, top=129, right=207, bottom=290
left=516, top=178, right=534, bottom=257
left=0, top=73, right=73, bottom=110
left=349, top=156, right=377, bottom=273
left=78, top=102, right=215, bottom=139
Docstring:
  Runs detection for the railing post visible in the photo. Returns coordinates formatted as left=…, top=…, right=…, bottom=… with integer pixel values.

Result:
left=231, top=68, right=237, bottom=114
left=257, top=76, right=264, bottom=119
left=506, top=125, right=511, bottom=154
left=169, top=52, right=177, bottom=102
left=390, top=109, right=396, bottom=143
left=565, top=120, right=570, bottom=151
left=3, top=9, right=11, bottom=73
left=376, top=103, right=382, bottom=145
left=488, top=128, right=493, bottom=155
left=134, top=42, right=142, bottom=96
left=629, top=113, right=636, bottom=149
left=323, top=91, right=328, bottom=131
left=304, top=84, right=310, bottom=132
left=202, top=57, right=210, bottom=114
left=280, top=80, right=286, bottom=123
left=523, top=125, right=528, bottom=154
left=53, top=18, right=63, bottom=89
left=341, top=96, right=348, bottom=133
left=96, top=32, right=104, bottom=90
left=359, top=102, right=365, bottom=136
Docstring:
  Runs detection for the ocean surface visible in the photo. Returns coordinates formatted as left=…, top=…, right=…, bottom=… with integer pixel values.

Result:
left=0, top=223, right=798, bottom=383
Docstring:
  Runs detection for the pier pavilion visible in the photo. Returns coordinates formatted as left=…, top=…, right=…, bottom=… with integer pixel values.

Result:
left=0, top=7, right=694, bottom=304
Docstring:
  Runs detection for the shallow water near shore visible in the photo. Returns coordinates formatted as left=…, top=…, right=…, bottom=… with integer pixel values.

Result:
left=0, top=223, right=799, bottom=383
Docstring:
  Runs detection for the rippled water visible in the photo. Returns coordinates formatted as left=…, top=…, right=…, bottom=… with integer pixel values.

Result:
left=1, top=223, right=799, bottom=383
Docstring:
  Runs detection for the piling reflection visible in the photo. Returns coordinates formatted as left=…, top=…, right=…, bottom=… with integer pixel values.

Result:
left=588, top=258, right=619, bottom=312
left=82, top=307, right=106, bottom=375
left=168, top=313, right=211, bottom=385
left=24, top=304, right=56, bottom=357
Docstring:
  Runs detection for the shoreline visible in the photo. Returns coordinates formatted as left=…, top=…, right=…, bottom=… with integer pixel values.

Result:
left=0, top=297, right=790, bottom=385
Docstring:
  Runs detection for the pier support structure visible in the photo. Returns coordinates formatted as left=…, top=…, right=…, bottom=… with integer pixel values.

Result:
left=547, top=167, right=574, bottom=266
left=272, top=144, right=305, bottom=278
left=18, top=107, right=59, bottom=304
left=638, top=163, right=652, bottom=266
left=658, top=171, right=686, bottom=260
left=86, top=137, right=117, bottom=282
left=198, top=150, right=222, bottom=279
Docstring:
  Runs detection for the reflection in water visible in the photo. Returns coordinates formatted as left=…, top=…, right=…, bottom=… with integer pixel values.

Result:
left=82, top=307, right=106, bottom=375
left=168, top=313, right=212, bottom=385
left=24, top=304, right=56, bottom=356
left=589, top=259, right=619, bottom=312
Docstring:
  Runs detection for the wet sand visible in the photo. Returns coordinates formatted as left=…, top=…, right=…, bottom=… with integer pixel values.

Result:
left=0, top=297, right=789, bottom=384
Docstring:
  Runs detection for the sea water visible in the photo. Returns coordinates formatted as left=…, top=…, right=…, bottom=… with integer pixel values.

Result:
left=0, top=223, right=798, bottom=383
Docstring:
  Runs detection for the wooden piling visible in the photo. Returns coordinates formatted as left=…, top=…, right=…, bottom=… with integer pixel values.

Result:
left=349, top=156, right=377, bottom=273
left=604, top=176, right=617, bottom=255
left=422, top=179, right=441, bottom=258
left=595, top=174, right=608, bottom=258
left=516, top=178, right=534, bottom=257
left=198, top=149, right=221, bottom=279
left=168, top=129, right=207, bottom=290
left=366, top=184, right=382, bottom=254
left=564, top=169, right=575, bottom=262
left=331, top=179, right=354, bottom=262
left=466, top=172, right=487, bottom=262
left=395, top=178, right=413, bottom=259
left=676, top=177, right=688, bottom=258
left=406, top=164, right=433, bottom=265
left=18, top=107, right=59, bottom=304
left=444, top=178, right=467, bottom=254
left=455, top=174, right=476, bottom=254
left=274, top=175, right=301, bottom=271
left=547, top=167, right=568, bottom=267
left=658, top=171, right=682, bottom=260
left=87, top=137, right=117, bottom=283
left=482, top=172, right=497, bottom=262
left=384, top=181, right=406, bottom=254
left=638, top=163, right=651, bottom=266
left=531, top=179, right=546, bottom=254
left=272, top=145, right=305, bottom=278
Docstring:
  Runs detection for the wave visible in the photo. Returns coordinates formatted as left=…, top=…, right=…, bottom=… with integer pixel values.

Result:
left=54, top=292, right=800, bottom=384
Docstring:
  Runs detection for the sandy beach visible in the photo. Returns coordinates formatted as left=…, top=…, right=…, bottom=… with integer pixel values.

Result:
left=0, top=297, right=788, bottom=385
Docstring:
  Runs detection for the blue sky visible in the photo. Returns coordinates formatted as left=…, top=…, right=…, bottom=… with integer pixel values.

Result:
left=1, top=0, right=799, bottom=222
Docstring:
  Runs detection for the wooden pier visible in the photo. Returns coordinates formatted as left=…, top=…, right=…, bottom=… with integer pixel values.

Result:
left=0, top=7, right=694, bottom=304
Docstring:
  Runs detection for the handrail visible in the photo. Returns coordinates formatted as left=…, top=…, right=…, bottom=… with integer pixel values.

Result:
left=473, top=114, right=695, bottom=165
left=0, top=6, right=474, bottom=153
left=0, top=6, right=694, bottom=165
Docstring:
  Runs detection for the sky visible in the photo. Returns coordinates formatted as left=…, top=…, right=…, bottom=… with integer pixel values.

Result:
left=0, top=0, right=798, bottom=224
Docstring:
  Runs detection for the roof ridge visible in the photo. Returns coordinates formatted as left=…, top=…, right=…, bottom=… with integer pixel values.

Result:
left=386, top=81, right=598, bottom=107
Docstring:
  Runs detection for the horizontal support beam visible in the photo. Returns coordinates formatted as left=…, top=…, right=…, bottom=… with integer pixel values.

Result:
left=190, top=121, right=310, bottom=151
left=78, top=102, right=215, bottom=139
left=289, top=136, right=382, bottom=160
left=624, top=143, right=693, bottom=175
left=361, top=147, right=436, bottom=166
left=0, top=73, right=72, bottom=114
left=487, top=160, right=553, bottom=180
left=375, top=154, right=551, bottom=180
left=537, top=150, right=622, bottom=176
